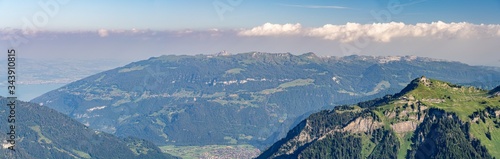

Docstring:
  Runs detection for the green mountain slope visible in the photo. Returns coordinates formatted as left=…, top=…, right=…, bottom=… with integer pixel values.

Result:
left=258, top=77, right=500, bottom=159
left=31, top=53, right=500, bottom=151
left=0, top=97, right=178, bottom=159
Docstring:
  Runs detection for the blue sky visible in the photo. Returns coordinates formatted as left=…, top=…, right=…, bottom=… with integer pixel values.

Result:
left=1, top=0, right=500, bottom=67
left=1, top=0, right=500, bottom=30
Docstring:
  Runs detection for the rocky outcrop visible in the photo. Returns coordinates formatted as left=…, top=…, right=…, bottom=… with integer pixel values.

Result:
left=391, top=121, right=418, bottom=133
left=343, top=117, right=382, bottom=133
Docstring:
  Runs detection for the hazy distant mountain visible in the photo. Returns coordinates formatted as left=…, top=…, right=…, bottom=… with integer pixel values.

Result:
left=478, top=66, right=500, bottom=73
left=0, top=97, right=178, bottom=159
left=258, top=77, right=500, bottom=158
left=31, top=52, right=500, bottom=150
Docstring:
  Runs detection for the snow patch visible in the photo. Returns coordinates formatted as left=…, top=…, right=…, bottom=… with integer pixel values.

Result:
left=332, top=76, right=341, bottom=84
left=404, top=55, right=418, bottom=61
left=87, top=106, right=107, bottom=112
left=378, top=56, right=402, bottom=64
left=2, top=142, right=14, bottom=149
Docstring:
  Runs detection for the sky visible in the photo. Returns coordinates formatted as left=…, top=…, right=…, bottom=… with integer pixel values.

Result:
left=1, top=0, right=500, bottom=66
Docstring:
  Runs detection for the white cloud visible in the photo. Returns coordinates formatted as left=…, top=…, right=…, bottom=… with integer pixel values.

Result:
left=239, top=21, right=500, bottom=43
left=238, top=23, right=302, bottom=36
left=97, top=29, right=109, bottom=37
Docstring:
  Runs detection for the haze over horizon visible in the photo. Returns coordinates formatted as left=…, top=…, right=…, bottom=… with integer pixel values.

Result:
left=1, top=0, right=500, bottom=66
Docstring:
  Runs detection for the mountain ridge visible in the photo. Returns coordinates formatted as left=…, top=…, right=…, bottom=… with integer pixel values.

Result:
left=155, top=52, right=457, bottom=64
left=490, top=85, right=500, bottom=96
left=258, top=77, right=500, bottom=158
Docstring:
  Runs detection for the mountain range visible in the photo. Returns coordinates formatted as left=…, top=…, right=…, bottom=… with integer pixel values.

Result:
left=30, top=52, right=500, bottom=155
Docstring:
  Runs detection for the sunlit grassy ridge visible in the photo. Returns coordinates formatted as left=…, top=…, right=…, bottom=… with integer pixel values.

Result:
left=259, top=77, right=500, bottom=158
left=409, top=78, right=495, bottom=120
left=369, top=77, right=500, bottom=158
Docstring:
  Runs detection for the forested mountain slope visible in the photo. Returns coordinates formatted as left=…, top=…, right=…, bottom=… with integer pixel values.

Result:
left=0, top=97, right=178, bottom=159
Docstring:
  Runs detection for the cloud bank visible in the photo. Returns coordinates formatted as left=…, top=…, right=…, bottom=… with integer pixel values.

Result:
left=238, top=23, right=302, bottom=36
left=239, top=21, right=500, bottom=42
left=98, top=29, right=109, bottom=37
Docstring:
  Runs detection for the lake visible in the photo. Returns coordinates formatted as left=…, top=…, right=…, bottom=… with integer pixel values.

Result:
left=0, top=84, right=66, bottom=102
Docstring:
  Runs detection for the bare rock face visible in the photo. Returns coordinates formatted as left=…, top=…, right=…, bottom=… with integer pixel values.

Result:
left=385, top=111, right=396, bottom=119
left=276, top=122, right=314, bottom=156
left=391, top=121, right=418, bottom=133
left=419, top=76, right=431, bottom=86
left=494, top=92, right=500, bottom=97
left=342, top=117, right=382, bottom=133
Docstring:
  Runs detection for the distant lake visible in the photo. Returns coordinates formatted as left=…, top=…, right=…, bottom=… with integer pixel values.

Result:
left=0, top=84, right=66, bottom=102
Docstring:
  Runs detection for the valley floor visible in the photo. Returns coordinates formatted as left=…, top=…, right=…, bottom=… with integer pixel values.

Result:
left=160, top=144, right=260, bottom=159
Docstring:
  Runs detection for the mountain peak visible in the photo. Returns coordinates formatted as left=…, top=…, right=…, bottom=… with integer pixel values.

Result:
left=366, top=76, right=473, bottom=109
left=216, top=50, right=231, bottom=56
left=299, top=52, right=317, bottom=57
left=356, top=76, right=431, bottom=108
left=394, top=76, right=429, bottom=97
left=416, top=75, right=434, bottom=87
left=418, top=75, right=428, bottom=82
